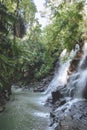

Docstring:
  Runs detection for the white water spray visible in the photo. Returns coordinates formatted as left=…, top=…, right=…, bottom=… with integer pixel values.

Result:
left=44, top=45, right=80, bottom=99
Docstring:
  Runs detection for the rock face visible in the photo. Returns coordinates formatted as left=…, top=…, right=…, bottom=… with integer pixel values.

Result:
left=46, top=51, right=87, bottom=130
left=33, top=75, right=53, bottom=92
left=68, top=50, right=82, bottom=74
left=51, top=100, right=87, bottom=130
left=52, top=89, right=62, bottom=103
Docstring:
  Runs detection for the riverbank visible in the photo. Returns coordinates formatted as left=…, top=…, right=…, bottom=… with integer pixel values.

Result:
left=0, top=65, right=54, bottom=113
left=0, top=90, right=10, bottom=112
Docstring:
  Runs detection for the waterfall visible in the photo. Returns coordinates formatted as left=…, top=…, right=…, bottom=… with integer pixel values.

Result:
left=44, top=41, right=87, bottom=101
left=45, top=60, right=70, bottom=94
left=44, top=44, right=80, bottom=99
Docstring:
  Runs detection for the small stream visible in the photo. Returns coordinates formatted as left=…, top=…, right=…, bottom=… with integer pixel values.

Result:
left=0, top=87, right=51, bottom=130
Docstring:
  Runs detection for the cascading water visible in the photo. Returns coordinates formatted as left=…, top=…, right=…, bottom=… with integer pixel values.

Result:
left=45, top=60, right=70, bottom=94
left=75, top=70, right=87, bottom=98
left=44, top=44, right=80, bottom=100
left=67, top=69, right=87, bottom=98
left=41, top=41, right=87, bottom=110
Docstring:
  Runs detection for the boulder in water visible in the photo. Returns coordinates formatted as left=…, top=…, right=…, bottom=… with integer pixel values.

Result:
left=52, top=90, right=62, bottom=103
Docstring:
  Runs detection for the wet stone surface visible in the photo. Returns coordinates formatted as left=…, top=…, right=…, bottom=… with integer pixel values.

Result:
left=47, top=54, right=87, bottom=130
left=52, top=100, right=87, bottom=130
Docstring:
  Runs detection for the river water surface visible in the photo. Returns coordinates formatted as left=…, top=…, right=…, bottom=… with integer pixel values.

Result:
left=0, top=87, right=50, bottom=130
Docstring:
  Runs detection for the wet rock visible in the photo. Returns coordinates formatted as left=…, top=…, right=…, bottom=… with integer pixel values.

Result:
left=52, top=123, right=59, bottom=130
left=45, top=86, right=67, bottom=111
left=51, top=100, right=87, bottom=130
left=66, top=72, right=80, bottom=97
left=67, top=51, right=82, bottom=75
left=69, top=58, right=80, bottom=73
left=33, top=75, right=53, bottom=92
left=46, top=46, right=87, bottom=130
left=52, top=90, right=62, bottom=103
left=59, top=99, right=66, bottom=106
left=51, top=99, right=66, bottom=111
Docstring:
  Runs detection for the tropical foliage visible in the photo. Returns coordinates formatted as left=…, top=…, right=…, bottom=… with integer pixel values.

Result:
left=0, top=0, right=86, bottom=92
left=0, top=0, right=36, bottom=91
left=44, top=1, right=84, bottom=51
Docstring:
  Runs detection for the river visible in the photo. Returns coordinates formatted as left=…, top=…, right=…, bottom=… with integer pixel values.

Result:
left=0, top=87, right=51, bottom=130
